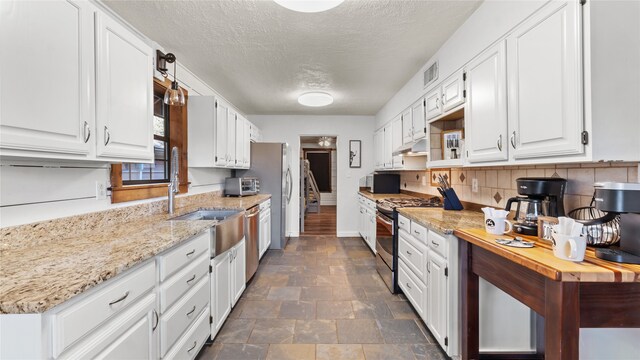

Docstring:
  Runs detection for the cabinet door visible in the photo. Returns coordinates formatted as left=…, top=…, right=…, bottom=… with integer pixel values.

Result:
left=507, top=0, right=583, bottom=159
left=214, top=100, right=228, bottom=166
left=402, top=110, right=413, bottom=145
left=368, top=212, right=377, bottom=253
left=383, top=124, right=392, bottom=168
left=211, top=252, right=231, bottom=335
left=425, top=87, right=442, bottom=120
left=95, top=12, right=153, bottom=161
left=411, top=99, right=427, bottom=140
left=232, top=240, right=246, bottom=306
left=244, top=119, right=251, bottom=167
left=0, top=0, right=94, bottom=158
left=358, top=205, right=365, bottom=238
left=427, top=252, right=448, bottom=349
left=391, top=116, right=403, bottom=168
left=374, top=130, right=384, bottom=169
left=441, top=71, right=466, bottom=112
left=95, top=313, right=153, bottom=360
left=265, top=210, right=272, bottom=250
left=466, top=42, right=509, bottom=163
left=227, top=111, right=237, bottom=167
left=235, top=115, right=244, bottom=169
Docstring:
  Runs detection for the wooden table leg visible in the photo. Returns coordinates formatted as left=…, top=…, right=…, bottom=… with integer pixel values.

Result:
left=544, top=279, right=580, bottom=360
left=460, top=240, right=479, bottom=360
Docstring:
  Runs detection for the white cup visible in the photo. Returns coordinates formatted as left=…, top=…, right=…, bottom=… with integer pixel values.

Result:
left=485, top=216, right=513, bottom=235
left=551, top=233, right=587, bottom=262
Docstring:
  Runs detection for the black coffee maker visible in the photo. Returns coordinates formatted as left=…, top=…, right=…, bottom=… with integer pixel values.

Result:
left=505, top=177, right=567, bottom=236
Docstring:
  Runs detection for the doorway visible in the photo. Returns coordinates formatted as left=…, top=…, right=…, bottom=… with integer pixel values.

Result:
left=299, top=136, right=337, bottom=235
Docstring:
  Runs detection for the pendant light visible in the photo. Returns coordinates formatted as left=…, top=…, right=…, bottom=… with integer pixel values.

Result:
left=156, top=51, right=185, bottom=106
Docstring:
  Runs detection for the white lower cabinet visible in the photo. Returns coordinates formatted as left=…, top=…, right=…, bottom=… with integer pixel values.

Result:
left=259, top=200, right=272, bottom=259
left=210, top=239, right=246, bottom=340
left=426, top=250, right=448, bottom=348
left=358, top=195, right=377, bottom=254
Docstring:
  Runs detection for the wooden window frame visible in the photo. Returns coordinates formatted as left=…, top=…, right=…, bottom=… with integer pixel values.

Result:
left=110, top=77, right=189, bottom=203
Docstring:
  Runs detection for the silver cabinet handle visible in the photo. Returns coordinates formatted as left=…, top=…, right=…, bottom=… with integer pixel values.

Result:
left=435, top=97, right=439, bottom=109
left=427, top=262, right=431, bottom=273
left=83, top=121, right=90, bottom=143
left=186, top=305, right=196, bottom=317
left=431, top=241, right=439, bottom=247
left=406, top=250, right=412, bottom=256
left=406, top=282, right=412, bottom=290
left=186, top=249, right=195, bottom=257
left=441, top=93, right=446, bottom=106
left=497, top=134, right=502, bottom=151
left=104, top=126, right=111, bottom=146
left=186, top=274, right=196, bottom=284
left=108, top=291, right=129, bottom=306
left=187, top=341, right=197, bottom=353
left=414, top=230, right=420, bottom=235
left=510, top=131, right=516, bottom=149
left=152, top=309, right=159, bottom=331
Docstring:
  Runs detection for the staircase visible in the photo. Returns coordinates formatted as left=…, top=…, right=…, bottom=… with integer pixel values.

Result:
left=302, top=159, right=321, bottom=215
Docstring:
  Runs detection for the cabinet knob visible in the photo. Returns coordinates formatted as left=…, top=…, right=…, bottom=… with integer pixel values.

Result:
left=406, top=282, right=412, bottom=290
left=186, top=274, right=196, bottom=284
left=104, top=126, right=111, bottom=146
left=497, top=134, right=502, bottom=151
left=406, top=250, right=412, bottom=256
left=186, top=305, right=196, bottom=317
left=510, top=131, right=517, bottom=149
left=431, top=241, right=439, bottom=247
left=83, top=121, right=91, bottom=143
left=187, top=341, right=198, bottom=353
left=108, top=291, right=129, bottom=306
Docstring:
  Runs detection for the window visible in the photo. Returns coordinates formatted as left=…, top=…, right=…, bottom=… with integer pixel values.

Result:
left=122, top=94, right=170, bottom=184
left=110, top=78, right=189, bottom=203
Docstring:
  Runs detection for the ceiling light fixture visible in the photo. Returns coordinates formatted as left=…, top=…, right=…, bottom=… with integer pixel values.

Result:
left=274, top=0, right=344, bottom=13
left=318, top=136, right=332, bottom=147
left=157, top=50, right=185, bottom=106
left=298, top=92, right=334, bottom=107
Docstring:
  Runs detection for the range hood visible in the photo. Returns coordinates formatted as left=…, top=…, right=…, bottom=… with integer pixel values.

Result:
left=392, top=139, right=428, bottom=157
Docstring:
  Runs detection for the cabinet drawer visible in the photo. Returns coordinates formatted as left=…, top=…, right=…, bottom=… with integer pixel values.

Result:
left=428, top=230, right=447, bottom=259
left=58, top=293, right=156, bottom=360
left=398, top=260, right=425, bottom=317
left=160, top=276, right=209, bottom=357
left=410, top=221, right=428, bottom=244
left=52, top=261, right=155, bottom=357
left=398, top=231, right=426, bottom=281
left=160, top=253, right=209, bottom=312
left=398, top=215, right=410, bottom=233
left=259, top=200, right=271, bottom=211
left=158, top=231, right=210, bottom=281
left=164, top=306, right=210, bottom=360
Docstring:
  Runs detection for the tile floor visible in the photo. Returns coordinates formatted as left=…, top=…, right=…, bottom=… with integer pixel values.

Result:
left=196, top=235, right=448, bottom=360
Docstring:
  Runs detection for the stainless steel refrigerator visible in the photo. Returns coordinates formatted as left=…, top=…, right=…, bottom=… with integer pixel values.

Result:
left=237, top=142, right=292, bottom=249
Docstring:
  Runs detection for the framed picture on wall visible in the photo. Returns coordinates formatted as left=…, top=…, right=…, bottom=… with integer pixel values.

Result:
left=349, top=140, right=361, bottom=168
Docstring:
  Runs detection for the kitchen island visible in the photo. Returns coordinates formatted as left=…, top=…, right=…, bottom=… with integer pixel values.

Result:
left=455, top=229, right=640, bottom=360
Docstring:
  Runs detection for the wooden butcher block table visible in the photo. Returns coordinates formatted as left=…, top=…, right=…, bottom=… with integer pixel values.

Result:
left=454, top=228, right=640, bottom=360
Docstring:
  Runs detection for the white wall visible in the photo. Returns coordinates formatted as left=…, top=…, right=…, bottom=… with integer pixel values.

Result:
left=375, top=0, right=546, bottom=129
left=250, top=115, right=375, bottom=237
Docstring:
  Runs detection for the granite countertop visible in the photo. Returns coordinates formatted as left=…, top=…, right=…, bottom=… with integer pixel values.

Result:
left=397, top=207, right=486, bottom=235
left=358, top=191, right=419, bottom=202
left=0, top=194, right=271, bottom=314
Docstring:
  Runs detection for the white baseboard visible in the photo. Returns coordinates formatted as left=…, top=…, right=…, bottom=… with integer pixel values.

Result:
left=337, top=231, right=360, bottom=237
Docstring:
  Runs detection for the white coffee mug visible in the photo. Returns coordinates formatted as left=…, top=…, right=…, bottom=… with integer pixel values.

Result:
left=551, top=233, right=587, bottom=262
left=485, top=217, right=513, bottom=235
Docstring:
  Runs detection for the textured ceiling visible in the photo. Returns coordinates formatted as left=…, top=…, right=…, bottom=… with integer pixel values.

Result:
left=104, top=0, right=482, bottom=115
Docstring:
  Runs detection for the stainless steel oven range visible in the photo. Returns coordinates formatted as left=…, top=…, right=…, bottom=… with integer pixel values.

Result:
left=375, top=197, right=442, bottom=293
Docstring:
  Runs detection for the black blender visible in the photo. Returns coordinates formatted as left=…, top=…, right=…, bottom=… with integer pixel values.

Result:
left=505, top=177, right=567, bottom=236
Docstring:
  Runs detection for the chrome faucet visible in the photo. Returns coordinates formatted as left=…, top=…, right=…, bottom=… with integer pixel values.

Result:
left=168, top=146, right=180, bottom=214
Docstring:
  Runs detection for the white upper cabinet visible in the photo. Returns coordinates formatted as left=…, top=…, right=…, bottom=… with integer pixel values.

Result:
left=235, top=114, right=244, bottom=168
left=411, top=99, right=427, bottom=140
left=214, top=100, right=229, bottom=167
left=383, top=123, right=393, bottom=168
left=425, top=87, right=442, bottom=121
left=374, top=129, right=384, bottom=170
left=507, top=0, right=584, bottom=160
left=95, top=12, right=153, bottom=161
left=227, top=110, right=237, bottom=167
left=243, top=119, right=251, bottom=167
left=465, top=41, right=509, bottom=163
left=0, top=0, right=95, bottom=158
left=441, top=71, right=466, bottom=112
left=402, top=109, right=413, bottom=144
left=392, top=115, right=403, bottom=168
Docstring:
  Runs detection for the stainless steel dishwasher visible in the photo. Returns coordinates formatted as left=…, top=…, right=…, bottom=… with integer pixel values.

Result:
left=245, top=205, right=260, bottom=281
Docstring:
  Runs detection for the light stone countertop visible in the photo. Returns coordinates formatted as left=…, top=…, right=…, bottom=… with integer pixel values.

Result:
left=397, top=207, right=486, bottom=235
left=358, top=191, right=418, bottom=202
left=0, top=194, right=271, bottom=314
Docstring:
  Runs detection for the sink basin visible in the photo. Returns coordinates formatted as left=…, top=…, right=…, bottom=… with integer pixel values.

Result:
left=171, top=209, right=241, bottom=221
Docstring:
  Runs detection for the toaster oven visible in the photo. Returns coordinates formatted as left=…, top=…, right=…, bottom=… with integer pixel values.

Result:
left=225, top=177, right=260, bottom=196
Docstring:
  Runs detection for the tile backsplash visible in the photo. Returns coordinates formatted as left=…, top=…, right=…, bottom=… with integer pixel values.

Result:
left=399, top=162, right=639, bottom=214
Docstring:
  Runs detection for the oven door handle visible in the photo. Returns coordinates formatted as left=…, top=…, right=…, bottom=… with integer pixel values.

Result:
left=376, top=214, right=393, bottom=226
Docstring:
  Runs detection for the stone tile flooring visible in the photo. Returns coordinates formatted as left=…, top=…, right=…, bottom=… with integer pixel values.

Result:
left=196, top=235, right=448, bottom=360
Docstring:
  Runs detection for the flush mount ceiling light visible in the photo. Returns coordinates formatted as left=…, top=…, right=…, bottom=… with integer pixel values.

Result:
left=318, top=136, right=332, bottom=147
left=274, top=0, right=344, bottom=13
left=298, top=92, right=334, bottom=107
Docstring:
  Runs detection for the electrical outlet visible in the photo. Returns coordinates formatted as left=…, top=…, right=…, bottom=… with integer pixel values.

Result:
left=421, top=175, right=427, bottom=186
left=96, top=181, right=107, bottom=200
left=472, top=178, right=479, bottom=193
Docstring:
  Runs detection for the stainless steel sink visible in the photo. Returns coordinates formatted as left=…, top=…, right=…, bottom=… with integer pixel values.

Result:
left=171, top=209, right=245, bottom=257
left=171, top=209, right=241, bottom=221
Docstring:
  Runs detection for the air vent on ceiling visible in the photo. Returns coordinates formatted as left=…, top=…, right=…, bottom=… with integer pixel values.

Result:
left=423, top=61, right=438, bottom=88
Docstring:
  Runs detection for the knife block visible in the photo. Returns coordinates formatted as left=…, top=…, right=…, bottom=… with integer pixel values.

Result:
left=443, top=188, right=464, bottom=211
